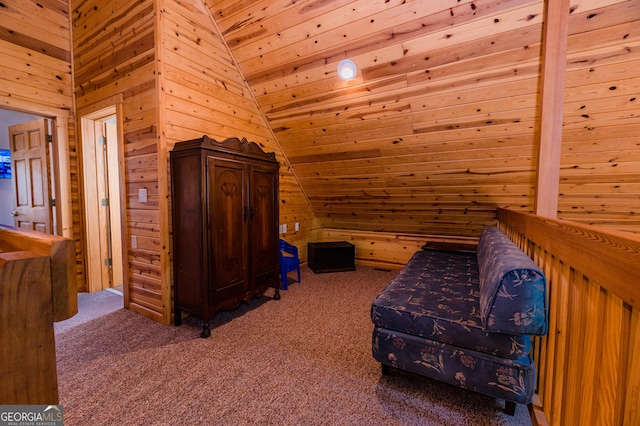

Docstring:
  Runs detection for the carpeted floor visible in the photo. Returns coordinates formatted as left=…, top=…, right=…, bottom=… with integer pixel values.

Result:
left=54, top=266, right=532, bottom=425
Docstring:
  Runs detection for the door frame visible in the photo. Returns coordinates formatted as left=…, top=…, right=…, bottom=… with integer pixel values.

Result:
left=78, top=97, right=127, bottom=297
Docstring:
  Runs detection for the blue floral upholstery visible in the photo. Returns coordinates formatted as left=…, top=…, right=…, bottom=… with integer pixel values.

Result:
left=370, top=226, right=548, bottom=407
left=370, top=250, right=531, bottom=359
left=372, top=327, right=536, bottom=404
left=476, top=227, right=547, bottom=335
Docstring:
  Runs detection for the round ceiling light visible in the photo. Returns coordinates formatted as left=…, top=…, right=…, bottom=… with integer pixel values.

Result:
left=337, top=59, right=357, bottom=81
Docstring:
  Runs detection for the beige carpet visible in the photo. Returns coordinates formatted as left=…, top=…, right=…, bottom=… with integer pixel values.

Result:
left=54, top=266, right=532, bottom=425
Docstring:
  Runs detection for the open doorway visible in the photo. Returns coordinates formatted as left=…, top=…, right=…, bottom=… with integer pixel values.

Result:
left=81, top=107, right=125, bottom=294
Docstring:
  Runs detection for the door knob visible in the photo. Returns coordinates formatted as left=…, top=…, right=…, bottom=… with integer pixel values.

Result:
left=10, top=211, right=18, bottom=216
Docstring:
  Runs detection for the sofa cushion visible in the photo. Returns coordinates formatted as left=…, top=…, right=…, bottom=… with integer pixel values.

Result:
left=371, top=250, right=531, bottom=360
left=476, top=227, right=547, bottom=336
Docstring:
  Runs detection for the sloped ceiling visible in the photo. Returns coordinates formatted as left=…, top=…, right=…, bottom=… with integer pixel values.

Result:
left=207, top=0, right=545, bottom=237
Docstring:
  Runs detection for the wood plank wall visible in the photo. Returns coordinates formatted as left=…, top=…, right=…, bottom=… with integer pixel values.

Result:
left=0, top=0, right=84, bottom=290
left=497, top=208, right=640, bottom=426
left=71, top=0, right=162, bottom=320
left=560, top=0, right=640, bottom=234
left=70, top=0, right=322, bottom=322
left=160, top=0, right=322, bottom=269
left=212, top=0, right=640, bottom=238
left=211, top=0, right=547, bottom=239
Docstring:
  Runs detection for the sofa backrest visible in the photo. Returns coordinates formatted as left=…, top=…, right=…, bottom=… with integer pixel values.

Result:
left=476, top=226, right=548, bottom=336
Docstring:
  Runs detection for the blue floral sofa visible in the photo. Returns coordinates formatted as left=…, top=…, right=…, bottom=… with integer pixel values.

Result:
left=371, top=226, right=548, bottom=415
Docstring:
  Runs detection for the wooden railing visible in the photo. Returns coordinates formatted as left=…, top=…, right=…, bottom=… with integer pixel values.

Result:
left=496, top=208, right=640, bottom=426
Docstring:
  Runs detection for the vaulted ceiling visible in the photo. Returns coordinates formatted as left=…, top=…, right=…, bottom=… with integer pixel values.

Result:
left=205, top=0, right=640, bottom=237
left=205, top=0, right=545, bottom=237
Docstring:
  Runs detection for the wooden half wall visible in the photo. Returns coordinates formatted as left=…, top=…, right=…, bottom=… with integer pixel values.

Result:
left=0, top=225, right=77, bottom=404
left=496, top=207, right=640, bottom=425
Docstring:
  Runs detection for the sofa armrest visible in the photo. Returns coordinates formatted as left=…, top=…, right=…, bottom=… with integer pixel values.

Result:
left=476, top=227, right=548, bottom=336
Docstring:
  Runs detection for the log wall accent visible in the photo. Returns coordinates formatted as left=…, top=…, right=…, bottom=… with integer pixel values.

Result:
left=0, top=0, right=84, bottom=290
left=497, top=207, right=640, bottom=426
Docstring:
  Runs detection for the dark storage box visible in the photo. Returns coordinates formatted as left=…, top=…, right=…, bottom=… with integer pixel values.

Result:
left=308, top=241, right=355, bottom=273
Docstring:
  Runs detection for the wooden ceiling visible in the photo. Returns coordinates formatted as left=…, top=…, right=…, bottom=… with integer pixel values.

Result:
left=206, top=0, right=640, bottom=237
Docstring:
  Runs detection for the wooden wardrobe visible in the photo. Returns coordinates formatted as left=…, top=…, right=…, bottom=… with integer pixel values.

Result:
left=170, top=136, right=280, bottom=337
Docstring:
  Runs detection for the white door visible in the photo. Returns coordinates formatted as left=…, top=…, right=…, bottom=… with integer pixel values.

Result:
left=8, top=119, right=52, bottom=233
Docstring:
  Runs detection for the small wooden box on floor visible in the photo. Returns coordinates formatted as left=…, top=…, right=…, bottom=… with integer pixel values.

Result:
left=308, top=241, right=355, bottom=273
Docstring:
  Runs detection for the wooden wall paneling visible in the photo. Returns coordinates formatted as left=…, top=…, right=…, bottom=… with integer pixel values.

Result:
left=0, top=0, right=83, bottom=291
left=211, top=0, right=640, bottom=239
left=276, top=97, right=538, bottom=147
left=163, top=76, right=259, bottom=127
left=162, top=27, right=241, bottom=90
left=229, top=0, right=422, bottom=68
left=162, top=0, right=321, bottom=286
left=272, top=82, right=535, bottom=142
left=213, top=0, right=366, bottom=49
left=163, top=67, right=258, bottom=116
left=363, top=25, right=543, bottom=83
left=229, top=0, right=539, bottom=238
left=73, top=21, right=155, bottom=82
left=558, top=0, right=640, bottom=233
left=0, top=43, right=72, bottom=108
left=322, top=228, right=478, bottom=268
left=284, top=124, right=539, bottom=161
left=71, top=0, right=153, bottom=46
left=236, top=0, right=540, bottom=81
left=75, top=58, right=157, bottom=110
left=1, top=0, right=71, bottom=56
left=162, top=2, right=273, bottom=143
left=71, top=0, right=161, bottom=318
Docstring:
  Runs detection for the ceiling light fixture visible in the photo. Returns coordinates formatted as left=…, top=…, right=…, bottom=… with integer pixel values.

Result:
left=337, top=59, right=357, bottom=81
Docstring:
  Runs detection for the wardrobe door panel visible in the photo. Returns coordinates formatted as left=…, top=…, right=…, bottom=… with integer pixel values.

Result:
left=208, top=157, right=247, bottom=301
left=250, top=164, right=278, bottom=288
